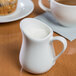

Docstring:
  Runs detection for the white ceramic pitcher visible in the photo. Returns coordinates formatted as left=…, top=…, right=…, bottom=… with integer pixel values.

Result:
left=19, top=18, right=67, bottom=74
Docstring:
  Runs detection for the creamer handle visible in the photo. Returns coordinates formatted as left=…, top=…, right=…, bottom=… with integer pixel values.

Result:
left=50, top=36, right=67, bottom=61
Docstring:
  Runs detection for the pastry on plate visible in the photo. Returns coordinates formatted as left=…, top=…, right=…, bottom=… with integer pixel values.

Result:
left=0, top=0, right=17, bottom=15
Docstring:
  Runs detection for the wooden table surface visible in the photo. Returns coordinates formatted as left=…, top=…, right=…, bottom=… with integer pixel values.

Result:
left=0, top=0, right=76, bottom=76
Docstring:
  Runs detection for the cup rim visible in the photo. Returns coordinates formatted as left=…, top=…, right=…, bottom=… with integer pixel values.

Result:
left=52, top=0, right=76, bottom=7
left=20, top=18, right=53, bottom=42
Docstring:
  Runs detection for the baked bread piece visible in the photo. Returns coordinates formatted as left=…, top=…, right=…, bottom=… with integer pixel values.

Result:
left=0, top=0, right=17, bottom=15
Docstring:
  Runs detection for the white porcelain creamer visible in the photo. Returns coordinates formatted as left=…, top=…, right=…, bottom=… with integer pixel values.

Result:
left=19, top=18, right=67, bottom=74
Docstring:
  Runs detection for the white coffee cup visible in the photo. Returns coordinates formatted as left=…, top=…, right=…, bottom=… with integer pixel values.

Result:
left=39, top=0, right=76, bottom=26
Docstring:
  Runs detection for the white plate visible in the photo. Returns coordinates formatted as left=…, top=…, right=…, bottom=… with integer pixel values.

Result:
left=0, top=0, right=34, bottom=23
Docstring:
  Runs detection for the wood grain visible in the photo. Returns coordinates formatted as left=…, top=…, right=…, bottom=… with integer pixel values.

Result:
left=0, top=0, right=76, bottom=76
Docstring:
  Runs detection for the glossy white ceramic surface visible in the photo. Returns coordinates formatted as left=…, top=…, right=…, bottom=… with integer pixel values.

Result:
left=19, top=18, right=67, bottom=74
left=39, top=0, right=76, bottom=26
left=0, top=0, right=34, bottom=23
